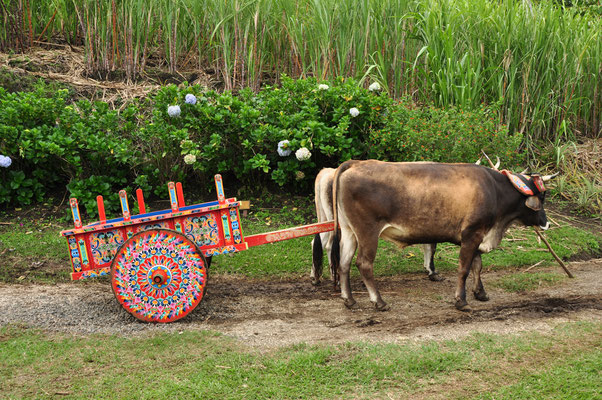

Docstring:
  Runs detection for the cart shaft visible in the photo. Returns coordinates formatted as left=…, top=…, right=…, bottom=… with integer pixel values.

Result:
left=244, top=221, right=334, bottom=248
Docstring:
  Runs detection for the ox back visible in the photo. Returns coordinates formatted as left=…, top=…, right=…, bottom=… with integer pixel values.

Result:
left=330, top=160, right=549, bottom=311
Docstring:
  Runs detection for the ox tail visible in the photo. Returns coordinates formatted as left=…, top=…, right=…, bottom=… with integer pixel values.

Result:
left=312, top=233, right=323, bottom=279
left=331, top=228, right=340, bottom=288
left=329, top=161, right=356, bottom=288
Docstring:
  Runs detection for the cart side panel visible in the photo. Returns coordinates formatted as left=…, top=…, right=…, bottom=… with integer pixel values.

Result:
left=178, top=211, right=221, bottom=247
left=88, top=229, right=126, bottom=266
left=72, top=226, right=129, bottom=280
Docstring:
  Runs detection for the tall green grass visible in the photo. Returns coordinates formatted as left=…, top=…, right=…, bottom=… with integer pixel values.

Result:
left=1, top=0, right=600, bottom=141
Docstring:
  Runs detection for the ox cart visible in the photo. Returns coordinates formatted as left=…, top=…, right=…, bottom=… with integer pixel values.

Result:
left=61, top=175, right=334, bottom=323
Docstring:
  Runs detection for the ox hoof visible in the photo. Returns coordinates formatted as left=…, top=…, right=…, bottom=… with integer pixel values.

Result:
left=344, top=299, right=359, bottom=310
left=455, top=300, right=472, bottom=312
left=311, top=278, right=320, bottom=286
left=428, top=273, right=444, bottom=282
left=374, top=301, right=390, bottom=312
left=473, top=290, right=489, bottom=302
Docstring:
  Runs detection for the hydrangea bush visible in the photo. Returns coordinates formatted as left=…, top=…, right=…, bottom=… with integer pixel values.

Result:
left=0, top=78, right=523, bottom=213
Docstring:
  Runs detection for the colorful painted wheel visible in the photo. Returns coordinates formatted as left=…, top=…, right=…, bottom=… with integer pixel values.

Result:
left=110, top=229, right=208, bottom=323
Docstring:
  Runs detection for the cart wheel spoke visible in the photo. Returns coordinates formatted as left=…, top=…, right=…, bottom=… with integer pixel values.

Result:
left=111, top=229, right=207, bottom=323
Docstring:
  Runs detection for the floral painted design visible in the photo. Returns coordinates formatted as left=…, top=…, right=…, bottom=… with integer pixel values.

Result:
left=184, top=214, right=219, bottom=247
left=90, top=230, right=125, bottom=265
left=112, top=229, right=207, bottom=322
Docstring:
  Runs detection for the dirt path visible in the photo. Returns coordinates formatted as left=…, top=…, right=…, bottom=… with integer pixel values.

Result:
left=1, top=259, right=600, bottom=348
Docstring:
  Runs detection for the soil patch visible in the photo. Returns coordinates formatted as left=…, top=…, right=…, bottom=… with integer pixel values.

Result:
left=1, top=259, right=600, bottom=348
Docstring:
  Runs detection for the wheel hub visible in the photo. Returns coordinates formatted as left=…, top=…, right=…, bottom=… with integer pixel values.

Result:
left=149, top=265, right=171, bottom=289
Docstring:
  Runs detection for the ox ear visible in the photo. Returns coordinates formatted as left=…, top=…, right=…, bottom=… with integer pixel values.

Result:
left=525, top=196, right=542, bottom=211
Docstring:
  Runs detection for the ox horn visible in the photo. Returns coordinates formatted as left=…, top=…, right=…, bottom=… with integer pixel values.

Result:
left=475, top=157, right=482, bottom=165
left=480, top=150, right=500, bottom=170
left=520, top=168, right=529, bottom=174
left=541, top=172, right=560, bottom=181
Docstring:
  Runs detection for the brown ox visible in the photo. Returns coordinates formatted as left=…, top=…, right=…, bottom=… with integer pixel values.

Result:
left=330, top=160, right=552, bottom=311
left=311, top=168, right=439, bottom=285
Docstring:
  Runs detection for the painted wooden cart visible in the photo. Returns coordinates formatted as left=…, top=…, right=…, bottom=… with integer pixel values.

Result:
left=60, top=175, right=334, bottom=323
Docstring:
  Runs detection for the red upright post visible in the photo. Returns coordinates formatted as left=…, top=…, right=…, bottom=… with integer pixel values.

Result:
left=96, top=195, right=106, bottom=223
left=136, top=188, right=146, bottom=214
left=176, top=182, right=185, bottom=207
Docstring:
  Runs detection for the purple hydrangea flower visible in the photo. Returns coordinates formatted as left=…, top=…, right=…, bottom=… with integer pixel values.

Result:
left=167, top=105, right=181, bottom=117
left=0, top=155, right=11, bottom=168
left=185, top=94, right=197, bottom=105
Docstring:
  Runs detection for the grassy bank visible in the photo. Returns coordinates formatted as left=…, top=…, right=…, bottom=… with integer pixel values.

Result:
left=1, top=321, right=600, bottom=399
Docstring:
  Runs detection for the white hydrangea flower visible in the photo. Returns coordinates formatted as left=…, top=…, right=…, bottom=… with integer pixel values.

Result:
left=295, top=147, right=311, bottom=161
left=167, top=105, right=181, bottom=117
left=349, top=107, right=360, bottom=117
left=368, top=82, right=381, bottom=91
left=0, top=155, right=11, bottom=168
left=185, top=94, right=197, bottom=105
left=295, top=171, right=305, bottom=181
left=277, top=140, right=292, bottom=157
left=184, top=154, right=197, bottom=164
left=318, top=84, right=329, bottom=91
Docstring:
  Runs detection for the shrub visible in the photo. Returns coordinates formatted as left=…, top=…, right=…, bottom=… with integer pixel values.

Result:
left=0, top=77, right=528, bottom=215
left=369, top=99, right=525, bottom=168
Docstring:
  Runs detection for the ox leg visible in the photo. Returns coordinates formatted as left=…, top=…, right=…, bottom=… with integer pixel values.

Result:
left=423, top=243, right=443, bottom=281
left=455, top=240, right=481, bottom=312
left=356, top=238, right=389, bottom=311
left=471, top=253, right=489, bottom=301
left=339, top=230, right=358, bottom=309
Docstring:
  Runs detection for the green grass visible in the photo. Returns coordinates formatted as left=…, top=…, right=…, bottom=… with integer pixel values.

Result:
left=475, top=348, right=602, bottom=400
left=0, top=321, right=600, bottom=399
left=492, top=272, right=565, bottom=293
left=0, top=209, right=70, bottom=283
